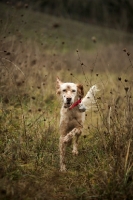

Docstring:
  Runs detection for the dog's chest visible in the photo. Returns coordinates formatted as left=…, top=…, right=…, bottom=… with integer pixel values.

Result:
left=60, top=107, right=85, bottom=134
left=60, top=107, right=83, bottom=120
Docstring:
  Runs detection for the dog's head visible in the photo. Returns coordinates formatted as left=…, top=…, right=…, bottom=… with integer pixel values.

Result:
left=56, top=77, right=84, bottom=108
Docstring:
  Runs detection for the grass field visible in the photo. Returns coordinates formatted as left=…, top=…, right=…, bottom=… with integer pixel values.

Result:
left=0, top=3, right=133, bottom=200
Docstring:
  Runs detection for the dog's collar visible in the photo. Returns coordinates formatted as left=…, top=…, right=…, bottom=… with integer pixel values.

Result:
left=69, top=99, right=81, bottom=110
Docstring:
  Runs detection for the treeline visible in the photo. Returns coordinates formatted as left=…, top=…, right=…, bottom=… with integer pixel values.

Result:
left=2, top=0, right=133, bottom=31
left=33, top=0, right=133, bottom=31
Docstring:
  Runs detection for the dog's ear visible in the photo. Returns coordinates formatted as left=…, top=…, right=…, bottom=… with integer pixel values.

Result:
left=56, top=77, right=62, bottom=95
left=77, top=84, right=84, bottom=98
left=56, top=77, right=62, bottom=86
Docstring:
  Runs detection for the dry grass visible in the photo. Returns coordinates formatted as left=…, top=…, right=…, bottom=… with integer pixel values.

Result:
left=0, top=3, right=133, bottom=200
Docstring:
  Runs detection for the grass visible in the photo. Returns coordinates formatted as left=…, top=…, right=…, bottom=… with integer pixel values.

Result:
left=0, top=2, right=133, bottom=200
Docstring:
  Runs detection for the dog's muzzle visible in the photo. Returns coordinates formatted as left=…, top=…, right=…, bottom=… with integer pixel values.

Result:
left=64, top=98, right=72, bottom=108
left=66, top=97, right=72, bottom=104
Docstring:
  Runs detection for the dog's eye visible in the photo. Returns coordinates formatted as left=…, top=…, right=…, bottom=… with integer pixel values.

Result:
left=72, top=89, right=76, bottom=92
left=63, top=89, right=66, bottom=92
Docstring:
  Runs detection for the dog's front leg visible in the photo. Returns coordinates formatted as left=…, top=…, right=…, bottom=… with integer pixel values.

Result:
left=63, top=128, right=81, bottom=156
left=59, top=136, right=67, bottom=172
left=63, top=127, right=81, bottom=143
left=72, top=135, right=80, bottom=155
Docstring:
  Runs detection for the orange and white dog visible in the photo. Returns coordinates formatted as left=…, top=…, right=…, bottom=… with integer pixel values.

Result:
left=56, top=77, right=99, bottom=171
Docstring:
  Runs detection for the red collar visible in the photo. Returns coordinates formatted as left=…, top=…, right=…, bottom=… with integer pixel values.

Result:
left=69, top=99, right=81, bottom=110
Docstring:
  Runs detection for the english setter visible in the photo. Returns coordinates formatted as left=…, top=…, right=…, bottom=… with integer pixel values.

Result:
left=56, top=77, right=98, bottom=171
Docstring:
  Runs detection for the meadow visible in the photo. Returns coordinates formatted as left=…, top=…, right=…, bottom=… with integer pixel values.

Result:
left=0, top=3, right=133, bottom=200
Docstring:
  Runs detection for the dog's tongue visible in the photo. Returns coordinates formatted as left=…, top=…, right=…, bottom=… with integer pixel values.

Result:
left=69, top=99, right=81, bottom=109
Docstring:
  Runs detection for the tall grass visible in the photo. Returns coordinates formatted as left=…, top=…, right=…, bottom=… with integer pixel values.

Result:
left=0, top=3, right=133, bottom=200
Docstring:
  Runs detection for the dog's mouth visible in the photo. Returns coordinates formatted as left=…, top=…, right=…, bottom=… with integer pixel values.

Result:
left=64, top=99, right=82, bottom=109
left=69, top=99, right=81, bottom=109
left=64, top=102, right=72, bottom=108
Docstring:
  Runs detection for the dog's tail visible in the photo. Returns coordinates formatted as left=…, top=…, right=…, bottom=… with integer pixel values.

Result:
left=81, top=85, right=99, bottom=111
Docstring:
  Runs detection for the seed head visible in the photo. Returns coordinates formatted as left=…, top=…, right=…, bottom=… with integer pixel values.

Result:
left=125, top=87, right=129, bottom=92
left=91, top=36, right=97, bottom=43
left=97, top=97, right=101, bottom=100
left=24, top=4, right=29, bottom=8
left=3, top=97, right=9, bottom=104
left=6, top=52, right=11, bottom=55
left=127, top=52, right=130, bottom=56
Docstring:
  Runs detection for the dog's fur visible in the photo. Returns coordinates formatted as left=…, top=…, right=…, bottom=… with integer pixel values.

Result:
left=56, top=77, right=98, bottom=171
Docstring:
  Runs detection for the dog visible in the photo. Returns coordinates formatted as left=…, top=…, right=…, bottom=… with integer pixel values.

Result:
left=56, top=77, right=99, bottom=171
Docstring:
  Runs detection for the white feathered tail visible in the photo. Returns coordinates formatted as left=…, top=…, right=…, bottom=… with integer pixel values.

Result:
left=81, top=85, right=99, bottom=111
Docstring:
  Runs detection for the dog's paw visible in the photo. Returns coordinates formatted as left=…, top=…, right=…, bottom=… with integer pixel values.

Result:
left=60, top=164, right=67, bottom=172
left=72, top=149, right=79, bottom=156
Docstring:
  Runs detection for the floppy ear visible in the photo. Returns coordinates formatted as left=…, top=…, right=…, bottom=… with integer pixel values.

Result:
left=56, top=77, right=62, bottom=95
left=77, top=84, right=84, bottom=98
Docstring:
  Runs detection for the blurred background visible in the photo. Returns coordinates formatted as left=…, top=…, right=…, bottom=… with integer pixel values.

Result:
left=0, top=0, right=133, bottom=102
left=1, top=0, right=133, bottom=31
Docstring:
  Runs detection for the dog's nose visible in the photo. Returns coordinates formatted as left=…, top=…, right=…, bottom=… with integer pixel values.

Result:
left=66, top=97, right=72, bottom=103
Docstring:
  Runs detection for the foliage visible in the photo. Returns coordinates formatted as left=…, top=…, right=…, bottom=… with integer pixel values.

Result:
left=35, top=0, right=133, bottom=31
